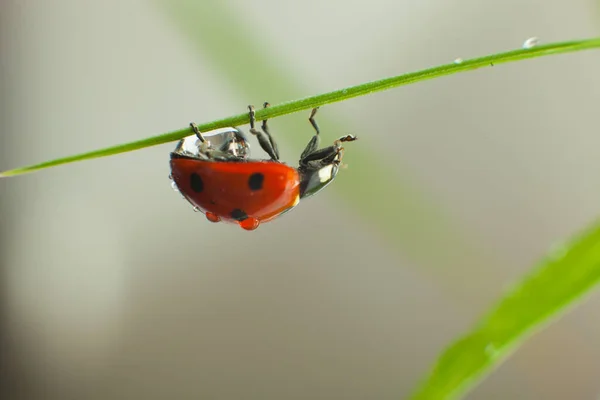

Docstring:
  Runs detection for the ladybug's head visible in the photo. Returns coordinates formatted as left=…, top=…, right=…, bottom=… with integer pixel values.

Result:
left=297, top=134, right=357, bottom=199
left=298, top=162, right=341, bottom=199
left=172, top=127, right=250, bottom=161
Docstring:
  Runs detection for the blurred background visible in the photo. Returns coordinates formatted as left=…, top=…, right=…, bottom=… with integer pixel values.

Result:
left=1, top=0, right=600, bottom=398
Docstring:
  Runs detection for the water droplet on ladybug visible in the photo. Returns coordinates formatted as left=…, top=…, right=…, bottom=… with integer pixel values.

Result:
left=206, top=212, right=221, bottom=223
left=239, top=217, right=260, bottom=231
left=173, top=128, right=251, bottom=160
left=453, top=57, right=463, bottom=64
left=522, top=37, right=538, bottom=49
left=171, top=181, right=179, bottom=192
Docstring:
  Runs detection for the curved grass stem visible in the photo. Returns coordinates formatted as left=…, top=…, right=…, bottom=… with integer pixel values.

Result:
left=1, top=37, right=600, bottom=177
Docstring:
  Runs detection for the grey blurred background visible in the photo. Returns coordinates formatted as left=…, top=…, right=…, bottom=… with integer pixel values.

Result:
left=1, top=0, right=600, bottom=399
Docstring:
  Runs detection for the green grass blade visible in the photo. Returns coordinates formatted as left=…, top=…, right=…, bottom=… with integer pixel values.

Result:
left=1, top=37, right=599, bottom=178
left=411, top=220, right=600, bottom=399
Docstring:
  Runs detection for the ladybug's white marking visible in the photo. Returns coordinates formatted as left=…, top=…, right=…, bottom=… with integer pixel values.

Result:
left=318, top=165, right=335, bottom=183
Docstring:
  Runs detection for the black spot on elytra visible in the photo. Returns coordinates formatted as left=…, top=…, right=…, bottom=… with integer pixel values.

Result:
left=248, top=173, right=264, bottom=191
left=230, top=209, right=248, bottom=221
left=190, top=173, right=204, bottom=193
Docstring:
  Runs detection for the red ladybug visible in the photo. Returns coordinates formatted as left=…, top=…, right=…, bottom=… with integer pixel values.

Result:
left=169, top=103, right=357, bottom=231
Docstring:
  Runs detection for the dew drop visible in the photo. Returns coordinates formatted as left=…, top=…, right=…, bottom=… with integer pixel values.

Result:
left=453, top=57, right=463, bottom=64
left=522, top=37, right=539, bottom=49
left=171, top=181, right=179, bottom=192
left=240, top=217, right=260, bottom=231
left=485, top=343, right=499, bottom=358
left=206, top=212, right=221, bottom=223
left=548, top=242, right=569, bottom=261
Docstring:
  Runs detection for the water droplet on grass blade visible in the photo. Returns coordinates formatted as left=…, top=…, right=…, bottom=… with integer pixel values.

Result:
left=485, top=343, right=499, bottom=358
left=547, top=241, right=569, bottom=262
left=453, top=58, right=463, bottom=64
left=522, top=37, right=539, bottom=49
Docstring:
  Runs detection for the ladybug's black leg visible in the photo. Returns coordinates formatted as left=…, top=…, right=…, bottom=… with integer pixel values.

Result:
left=300, top=108, right=321, bottom=160
left=188, top=122, right=215, bottom=159
left=309, top=107, right=321, bottom=135
left=249, top=103, right=279, bottom=161
left=190, top=122, right=206, bottom=143
left=261, top=102, right=271, bottom=134
left=299, top=134, right=357, bottom=168
left=259, top=102, right=280, bottom=159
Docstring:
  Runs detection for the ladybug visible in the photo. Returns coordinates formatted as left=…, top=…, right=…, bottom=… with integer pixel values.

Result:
left=169, top=103, right=357, bottom=231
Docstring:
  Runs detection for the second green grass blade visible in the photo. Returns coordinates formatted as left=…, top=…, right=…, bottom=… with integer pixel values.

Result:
left=411, top=220, right=600, bottom=399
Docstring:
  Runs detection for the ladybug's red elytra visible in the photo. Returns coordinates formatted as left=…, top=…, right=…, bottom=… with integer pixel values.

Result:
left=169, top=104, right=357, bottom=231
